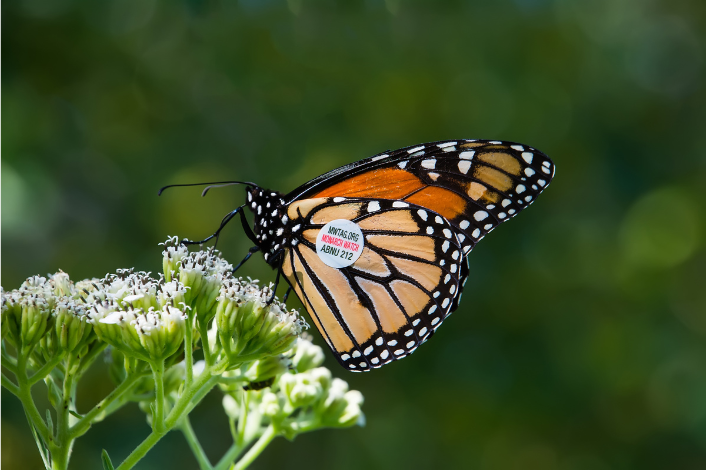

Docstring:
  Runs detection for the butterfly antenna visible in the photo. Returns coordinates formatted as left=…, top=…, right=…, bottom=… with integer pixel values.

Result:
left=157, top=181, right=256, bottom=196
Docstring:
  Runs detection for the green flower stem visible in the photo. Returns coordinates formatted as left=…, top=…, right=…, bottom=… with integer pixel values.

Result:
left=180, top=416, right=213, bottom=470
left=1, top=347, right=18, bottom=374
left=151, top=361, right=166, bottom=433
left=53, top=357, right=77, bottom=470
left=213, top=442, right=244, bottom=470
left=74, top=342, right=107, bottom=379
left=1, top=372, right=20, bottom=397
left=116, top=369, right=220, bottom=470
left=232, top=425, right=276, bottom=470
left=185, top=313, right=194, bottom=387
left=198, top=319, right=213, bottom=366
left=28, top=353, right=65, bottom=385
left=69, top=371, right=147, bottom=439
left=115, top=428, right=166, bottom=470
left=15, top=354, right=51, bottom=444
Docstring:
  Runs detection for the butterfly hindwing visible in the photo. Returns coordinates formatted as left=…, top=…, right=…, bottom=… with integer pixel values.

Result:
left=281, top=197, right=464, bottom=371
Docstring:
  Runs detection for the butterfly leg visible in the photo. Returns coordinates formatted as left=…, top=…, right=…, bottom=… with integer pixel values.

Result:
left=182, top=204, right=259, bottom=247
left=266, top=267, right=282, bottom=306
left=282, top=286, right=293, bottom=303
left=233, top=246, right=261, bottom=273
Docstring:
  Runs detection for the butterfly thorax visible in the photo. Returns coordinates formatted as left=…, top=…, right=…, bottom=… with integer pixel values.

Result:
left=246, top=187, right=291, bottom=267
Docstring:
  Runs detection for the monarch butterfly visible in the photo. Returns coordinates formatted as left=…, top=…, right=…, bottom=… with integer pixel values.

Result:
left=161, top=139, right=555, bottom=372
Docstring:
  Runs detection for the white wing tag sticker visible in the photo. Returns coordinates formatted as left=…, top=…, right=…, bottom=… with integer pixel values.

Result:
left=316, top=219, right=365, bottom=269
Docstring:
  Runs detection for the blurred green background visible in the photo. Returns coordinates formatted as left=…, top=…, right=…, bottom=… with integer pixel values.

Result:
left=2, top=0, right=705, bottom=469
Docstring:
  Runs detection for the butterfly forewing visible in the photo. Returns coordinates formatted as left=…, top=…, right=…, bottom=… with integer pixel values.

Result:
left=281, top=198, right=464, bottom=371
left=288, top=140, right=554, bottom=255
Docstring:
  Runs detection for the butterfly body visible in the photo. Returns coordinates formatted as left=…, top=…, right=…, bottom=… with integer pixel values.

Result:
left=234, top=139, right=555, bottom=371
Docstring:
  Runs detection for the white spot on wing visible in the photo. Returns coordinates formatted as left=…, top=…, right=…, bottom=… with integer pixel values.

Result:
left=368, top=201, right=380, bottom=212
left=522, top=152, right=533, bottom=163
left=459, top=151, right=475, bottom=160
left=458, top=160, right=471, bottom=174
left=437, top=142, right=457, bottom=148
left=408, top=145, right=425, bottom=154
left=398, top=161, right=408, bottom=169
left=516, top=184, right=526, bottom=194
left=474, top=211, right=488, bottom=221
left=459, top=220, right=470, bottom=229
left=421, top=159, right=436, bottom=169
left=392, top=201, right=409, bottom=208
left=511, top=145, right=524, bottom=151
left=417, top=209, right=428, bottom=221
left=371, top=154, right=388, bottom=161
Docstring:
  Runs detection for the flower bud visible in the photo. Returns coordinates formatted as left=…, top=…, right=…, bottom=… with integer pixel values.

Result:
left=160, top=236, right=189, bottom=283
left=132, top=306, right=187, bottom=362
left=244, top=355, right=290, bottom=384
left=318, top=378, right=365, bottom=428
left=12, top=294, right=52, bottom=348
left=178, top=249, right=232, bottom=327
left=54, top=300, right=93, bottom=353
left=259, top=391, right=283, bottom=418
left=222, top=393, right=240, bottom=420
left=216, top=279, right=307, bottom=363
left=50, top=271, right=73, bottom=297
left=91, top=304, right=146, bottom=360
left=290, top=337, right=325, bottom=373
left=280, top=370, right=325, bottom=409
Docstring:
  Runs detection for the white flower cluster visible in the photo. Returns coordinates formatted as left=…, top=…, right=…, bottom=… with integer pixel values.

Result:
left=87, top=269, right=189, bottom=362
left=1, top=272, right=94, bottom=352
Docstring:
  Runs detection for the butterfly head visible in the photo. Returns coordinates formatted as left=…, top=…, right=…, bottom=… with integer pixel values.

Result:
left=245, top=186, right=290, bottom=267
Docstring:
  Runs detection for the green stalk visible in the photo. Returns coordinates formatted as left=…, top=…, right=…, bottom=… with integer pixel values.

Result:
left=116, top=369, right=220, bottom=470
left=180, top=416, right=213, bottom=470
left=213, top=442, right=244, bottom=470
left=1, top=372, right=20, bottom=397
left=232, top=426, right=276, bottom=470
left=185, top=312, right=194, bottom=387
left=1, top=347, right=18, bottom=374
left=198, top=318, right=213, bottom=367
left=28, top=353, right=65, bottom=385
left=114, top=429, right=166, bottom=470
left=16, top=354, right=51, bottom=443
left=74, top=342, right=108, bottom=380
left=69, top=371, right=147, bottom=439
left=53, top=356, right=77, bottom=470
left=150, top=360, right=166, bottom=433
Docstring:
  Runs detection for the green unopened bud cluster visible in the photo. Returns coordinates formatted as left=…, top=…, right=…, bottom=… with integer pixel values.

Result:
left=220, top=337, right=365, bottom=444
left=216, top=278, right=307, bottom=362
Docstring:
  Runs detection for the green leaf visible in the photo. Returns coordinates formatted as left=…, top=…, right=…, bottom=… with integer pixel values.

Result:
left=101, top=449, right=115, bottom=470
left=45, top=410, right=54, bottom=436
left=25, top=410, right=51, bottom=470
